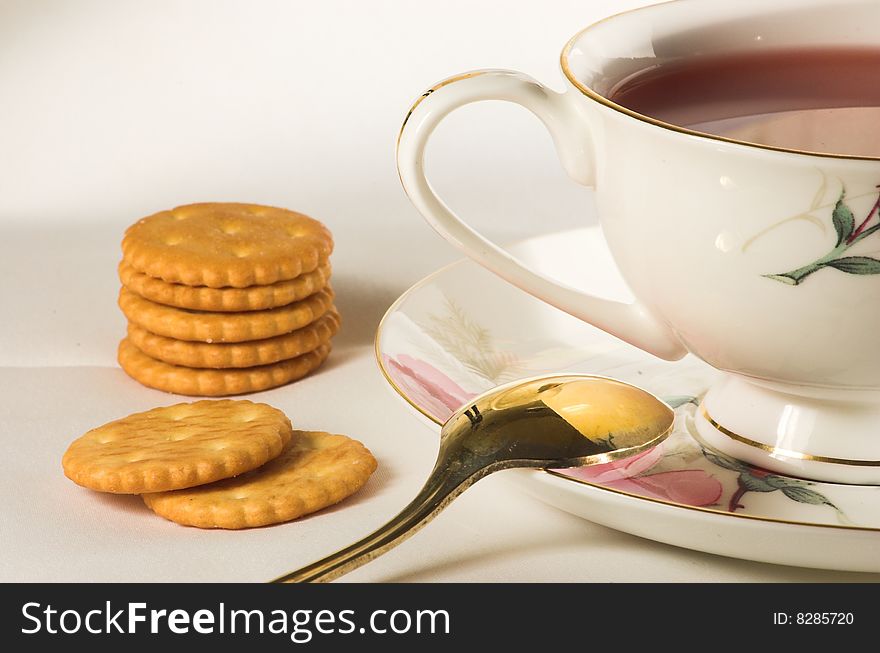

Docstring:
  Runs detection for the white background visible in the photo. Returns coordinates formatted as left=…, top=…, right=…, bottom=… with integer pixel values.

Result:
left=0, top=0, right=625, bottom=369
left=0, top=0, right=872, bottom=581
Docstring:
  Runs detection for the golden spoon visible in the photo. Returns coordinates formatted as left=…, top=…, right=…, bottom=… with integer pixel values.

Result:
left=273, top=374, right=674, bottom=583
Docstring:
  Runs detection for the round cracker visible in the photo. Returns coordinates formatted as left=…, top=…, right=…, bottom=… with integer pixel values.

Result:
left=118, top=286, right=334, bottom=343
left=118, top=260, right=332, bottom=312
left=126, top=309, right=340, bottom=368
left=118, top=339, right=331, bottom=396
left=143, top=431, right=377, bottom=529
left=62, top=400, right=292, bottom=494
left=121, top=203, right=334, bottom=288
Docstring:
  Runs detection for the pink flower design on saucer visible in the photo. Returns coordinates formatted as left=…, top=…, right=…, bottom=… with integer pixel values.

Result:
left=382, top=354, right=475, bottom=420
left=565, top=445, right=724, bottom=507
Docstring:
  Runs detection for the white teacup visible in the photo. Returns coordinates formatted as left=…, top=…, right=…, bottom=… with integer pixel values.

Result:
left=396, top=0, right=880, bottom=484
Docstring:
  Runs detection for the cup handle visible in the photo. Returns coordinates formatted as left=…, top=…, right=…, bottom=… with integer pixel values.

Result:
left=397, top=69, right=687, bottom=361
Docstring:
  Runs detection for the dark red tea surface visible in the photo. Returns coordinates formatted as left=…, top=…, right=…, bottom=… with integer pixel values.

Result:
left=608, top=48, right=880, bottom=156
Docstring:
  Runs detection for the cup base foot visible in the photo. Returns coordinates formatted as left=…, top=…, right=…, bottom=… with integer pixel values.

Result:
left=694, top=374, right=880, bottom=485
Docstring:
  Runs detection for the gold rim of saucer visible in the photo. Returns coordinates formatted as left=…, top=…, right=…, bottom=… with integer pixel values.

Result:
left=544, top=469, right=880, bottom=533
left=699, top=405, right=880, bottom=467
left=559, top=2, right=880, bottom=162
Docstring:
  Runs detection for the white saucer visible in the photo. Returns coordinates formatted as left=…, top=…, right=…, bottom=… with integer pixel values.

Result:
left=375, top=227, right=880, bottom=572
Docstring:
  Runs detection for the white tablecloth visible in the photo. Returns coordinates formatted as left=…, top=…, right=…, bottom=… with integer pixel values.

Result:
left=1, top=0, right=875, bottom=582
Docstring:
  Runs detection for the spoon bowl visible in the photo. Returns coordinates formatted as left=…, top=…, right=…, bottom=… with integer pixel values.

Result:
left=274, top=374, right=674, bottom=583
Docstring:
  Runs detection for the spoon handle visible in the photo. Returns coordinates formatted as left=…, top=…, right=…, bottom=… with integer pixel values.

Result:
left=272, top=462, right=488, bottom=583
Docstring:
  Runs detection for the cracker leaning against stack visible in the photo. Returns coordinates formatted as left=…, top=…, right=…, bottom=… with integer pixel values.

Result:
left=116, top=203, right=338, bottom=396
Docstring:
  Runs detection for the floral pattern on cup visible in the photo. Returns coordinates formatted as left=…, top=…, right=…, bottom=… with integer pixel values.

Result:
left=766, top=181, right=880, bottom=285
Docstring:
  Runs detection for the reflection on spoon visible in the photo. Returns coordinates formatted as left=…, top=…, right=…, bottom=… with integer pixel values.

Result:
left=273, top=374, right=674, bottom=583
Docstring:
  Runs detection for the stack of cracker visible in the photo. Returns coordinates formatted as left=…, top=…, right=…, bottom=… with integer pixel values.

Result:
left=116, top=203, right=338, bottom=396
